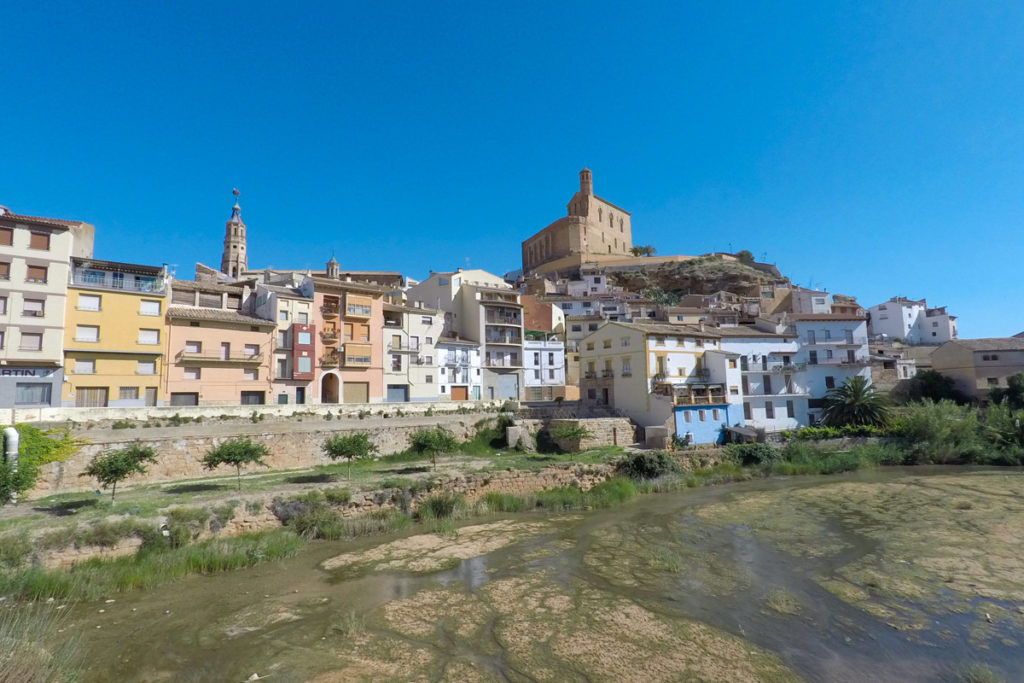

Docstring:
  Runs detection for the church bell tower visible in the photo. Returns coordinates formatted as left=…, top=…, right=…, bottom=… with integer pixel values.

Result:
left=221, top=188, right=247, bottom=279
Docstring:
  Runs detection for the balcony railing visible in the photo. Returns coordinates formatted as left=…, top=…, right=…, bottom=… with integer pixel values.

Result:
left=321, top=353, right=339, bottom=368
left=445, top=353, right=470, bottom=366
left=485, top=313, right=522, bottom=326
left=387, top=341, right=420, bottom=353
left=72, top=273, right=165, bottom=293
left=741, top=362, right=807, bottom=374
left=803, top=337, right=867, bottom=346
left=485, top=357, right=521, bottom=368
left=652, top=381, right=729, bottom=406
left=809, top=357, right=870, bottom=367
left=177, top=351, right=263, bottom=364
left=321, top=306, right=340, bottom=319
left=321, top=330, right=338, bottom=344
left=584, top=371, right=597, bottom=379
left=485, top=336, right=522, bottom=346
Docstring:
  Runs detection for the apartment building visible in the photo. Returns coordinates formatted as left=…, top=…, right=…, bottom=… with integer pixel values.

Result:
left=523, top=338, right=566, bottom=401
left=0, top=208, right=94, bottom=407
left=407, top=269, right=524, bottom=400
left=867, top=297, right=958, bottom=345
left=382, top=300, right=444, bottom=402
left=164, top=280, right=275, bottom=406
left=791, top=314, right=871, bottom=424
left=716, top=327, right=808, bottom=432
left=931, top=338, right=1024, bottom=402
left=579, top=322, right=743, bottom=444
left=314, top=271, right=389, bottom=404
left=436, top=335, right=482, bottom=401
left=62, top=258, right=168, bottom=407
left=253, top=279, right=316, bottom=405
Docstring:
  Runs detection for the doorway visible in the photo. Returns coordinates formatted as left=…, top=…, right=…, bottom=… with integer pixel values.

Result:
left=321, top=374, right=339, bottom=404
left=295, top=387, right=305, bottom=405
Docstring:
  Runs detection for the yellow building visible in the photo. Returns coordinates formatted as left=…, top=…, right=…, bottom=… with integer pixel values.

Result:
left=62, top=258, right=169, bottom=407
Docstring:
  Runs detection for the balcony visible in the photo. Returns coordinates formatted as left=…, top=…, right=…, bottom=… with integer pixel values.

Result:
left=741, top=362, right=807, bottom=374
left=72, top=272, right=165, bottom=293
left=808, top=357, right=870, bottom=367
left=388, top=341, right=420, bottom=353
left=803, top=337, right=867, bottom=347
left=177, top=350, right=263, bottom=364
left=484, top=312, right=522, bottom=326
left=321, top=353, right=339, bottom=368
left=445, top=353, right=470, bottom=366
left=485, top=357, right=521, bottom=368
left=653, top=381, right=729, bottom=406
left=384, top=317, right=402, bottom=327
left=584, top=371, right=597, bottom=379
left=601, top=370, right=614, bottom=378
left=321, top=330, right=338, bottom=344
left=485, top=335, right=522, bottom=346
left=343, top=343, right=373, bottom=367
left=321, top=306, right=340, bottom=320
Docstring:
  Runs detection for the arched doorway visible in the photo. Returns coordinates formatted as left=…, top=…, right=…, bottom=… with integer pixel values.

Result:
left=321, top=373, right=339, bottom=404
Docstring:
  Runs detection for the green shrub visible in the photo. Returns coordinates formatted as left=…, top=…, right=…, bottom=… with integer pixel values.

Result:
left=725, top=442, right=780, bottom=466
left=615, top=452, right=679, bottom=479
left=896, top=400, right=984, bottom=464
left=417, top=493, right=466, bottom=520
left=324, top=487, right=352, bottom=505
left=479, top=492, right=526, bottom=513
left=0, top=531, right=32, bottom=570
left=111, top=419, right=135, bottom=430
left=0, top=424, right=80, bottom=503
left=408, top=428, right=459, bottom=470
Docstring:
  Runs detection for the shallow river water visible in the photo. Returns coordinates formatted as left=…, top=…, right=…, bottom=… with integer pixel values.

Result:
left=64, top=467, right=1024, bottom=681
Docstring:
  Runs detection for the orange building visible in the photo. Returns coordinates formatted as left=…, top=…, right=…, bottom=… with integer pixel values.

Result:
left=313, top=265, right=389, bottom=403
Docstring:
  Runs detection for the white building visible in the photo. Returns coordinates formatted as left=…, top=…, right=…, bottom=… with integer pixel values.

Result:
left=717, top=327, right=809, bottom=432
left=406, top=269, right=523, bottom=400
left=790, top=288, right=832, bottom=315
left=792, top=314, right=872, bottom=424
left=523, top=338, right=565, bottom=400
left=0, top=208, right=95, bottom=407
left=436, top=336, right=482, bottom=401
left=382, top=301, right=445, bottom=402
left=868, top=297, right=957, bottom=345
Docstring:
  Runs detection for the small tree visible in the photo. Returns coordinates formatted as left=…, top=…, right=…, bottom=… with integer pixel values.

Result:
left=989, top=372, right=1024, bottom=410
left=323, top=432, right=378, bottom=480
left=630, top=245, right=657, bottom=257
left=409, top=428, right=459, bottom=471
left=81, top=443, right=158, bottom=503
left=735, top=249, right=755, bottom=265
left=202, top=438, right=270, bottom=491
left=551, top=423, right=590, bottom=458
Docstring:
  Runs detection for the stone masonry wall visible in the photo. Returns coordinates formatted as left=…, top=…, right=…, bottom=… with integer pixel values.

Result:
left=32, top=413, right=501, bottom=498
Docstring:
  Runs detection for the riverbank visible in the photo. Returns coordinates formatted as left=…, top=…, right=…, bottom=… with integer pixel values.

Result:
left=18, top=465, right=1019, bottom=683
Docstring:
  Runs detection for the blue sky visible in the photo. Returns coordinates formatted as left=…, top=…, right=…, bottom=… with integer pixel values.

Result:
left=3, top=2, right=1022, bottom=337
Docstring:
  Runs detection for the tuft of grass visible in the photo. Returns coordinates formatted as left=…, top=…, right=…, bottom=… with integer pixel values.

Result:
left=0, top=529, right=304, bottom=601
left=958, top=663, right=1003, bottom=683
left=535, top=477, right=637, bottom=511
left=245, top=500, right=265, bottom=515
left=417, top=493, right=466, bottom=520
left=0, top=531, right=33, bottom=570
left=479, top=492, right=526, bottom=513
left=333, top=610, right=364, bottom=637
left=0, top=604, right=82, bottom=682
left=324, top=487, right=352, bottom=505
left=646, top=546, right=683, bottom=573
left=764, top=588, right=801, bottom=615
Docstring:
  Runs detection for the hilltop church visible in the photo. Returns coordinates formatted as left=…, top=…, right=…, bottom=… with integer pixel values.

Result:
left=521, top=169, right=634, bottom=275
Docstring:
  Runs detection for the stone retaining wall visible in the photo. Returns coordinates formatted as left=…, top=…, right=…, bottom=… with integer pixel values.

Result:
left=32, top=414, right=501, bottom=498
left=33, top=462, right=616, bottom=569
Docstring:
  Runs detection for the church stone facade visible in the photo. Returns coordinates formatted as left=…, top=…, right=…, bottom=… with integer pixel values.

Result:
left=521, top=169, right=633, bottom=274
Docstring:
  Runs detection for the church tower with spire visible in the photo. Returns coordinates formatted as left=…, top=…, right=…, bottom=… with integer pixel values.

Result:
left=221, top=189, right=247, bottom=278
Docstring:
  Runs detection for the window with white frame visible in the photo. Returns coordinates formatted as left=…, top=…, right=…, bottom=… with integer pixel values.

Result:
left=139, top=299, right=161, bottom=316
left=75, top=359, right=95, bottom=374
left=138, top=329, right=159, bottom=345
left=137, top=360, right=156, bottom=375
left=184, top=367, right=201, bottom=380
left=78, top=294, right=101, bottom=311
left=244, top=369, right=258, bottom=381
left=75, top=325, right=99, bottom=342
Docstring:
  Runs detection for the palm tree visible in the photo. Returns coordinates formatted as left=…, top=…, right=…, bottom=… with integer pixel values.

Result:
left=821, top=376, right=889, bottom=427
